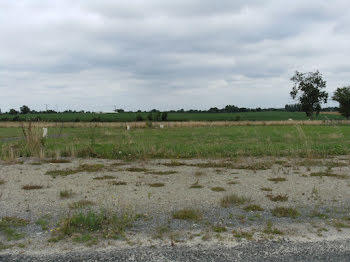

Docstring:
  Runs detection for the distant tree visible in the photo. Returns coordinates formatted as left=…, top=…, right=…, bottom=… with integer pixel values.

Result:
left=9, top=109, right=18, bottom=115
left=161, top=112, right=168, bottom=121
left=208, top=107, right=219, bottom=113
left=20, top=105, right=31, bottom=114
left=290, top=70, right=328, bottom=119
left=147, top=113, right=153, bottom=121
left=332, top=86, right=350, bottom=119
left=136, top=114, right=143, bottom=121
left=285, top=103, right=302, bottom=112
left=115, top=109, right=124, bottom=113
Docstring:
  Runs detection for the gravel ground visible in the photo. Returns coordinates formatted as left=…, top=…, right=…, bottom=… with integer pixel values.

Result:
left=1, top=157, right=350, bottom=259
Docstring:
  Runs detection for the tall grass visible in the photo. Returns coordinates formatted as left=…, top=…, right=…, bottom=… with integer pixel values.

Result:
left=1, top=124, right=350, bottom=160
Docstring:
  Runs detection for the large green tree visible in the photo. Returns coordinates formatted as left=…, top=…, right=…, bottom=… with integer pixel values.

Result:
left=290, top=70, right=328, bottom=119
left=332, top=86, right=350, bottom=119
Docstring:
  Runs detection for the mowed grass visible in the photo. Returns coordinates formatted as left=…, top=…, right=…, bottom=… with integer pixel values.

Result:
left=1, top=125, right=350, bottom=159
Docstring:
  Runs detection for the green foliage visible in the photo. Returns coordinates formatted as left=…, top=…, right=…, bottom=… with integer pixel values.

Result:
left=290, top=70, right=328, bottom=119
left=333, top=86, right=350, bottom=119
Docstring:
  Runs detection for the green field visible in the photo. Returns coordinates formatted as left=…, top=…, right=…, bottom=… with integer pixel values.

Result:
left=0, top=111, right=345, bottom=122
left=1, top=124, right=350, bottom=160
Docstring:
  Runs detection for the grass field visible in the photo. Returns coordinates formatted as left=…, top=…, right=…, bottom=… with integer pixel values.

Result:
left=0, top=111, right=345, bottom=122
left=1, top=124, right=350, bottom=160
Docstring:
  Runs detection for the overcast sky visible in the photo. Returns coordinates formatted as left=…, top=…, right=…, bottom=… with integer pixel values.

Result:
left=1, top=0, right=350, bottom=112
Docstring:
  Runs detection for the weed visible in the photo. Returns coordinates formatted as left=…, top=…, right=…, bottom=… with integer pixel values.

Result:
left=35, top=216, right=50, bottom=230
left=163, top=161, right=185, bottom=167
left=310, top=210, right=329, bottom=219
left=172, top=208, right=202, bottom=221
left=149, top=183, right=165, bottom=187
left=212, top=225, right=227, bottom=233
left=53, top=209, right=134, bottom=240
left=109, top=181, right=127, bottom=186
left=232, top=230, right=254, bottom=239
left=243, top=204, right=264, bottom=212
left=22, top=185, right=43, bottom=190
left=73, top=233, right=98, bottom=246
left=310, top=172, right=347, bottom=179
left=44, top=159, right=71, bottom=164
left=227, top=181, right=239, bottom=185
left=69, top=200, right=94, bottom=209
left=126, top=167, right=149, bottom=172
left=268, top=177, right=287, bottom=183
left=211, top=187, right=226, bottom=192
left=45, top=164, right=104, bottom=178
left=333, top=221, right=350, bottom=231
left=0, top=242, right=12, bottom=250
left=271, top=207, right=300, bottom=218
left=220, top=194, right=251, bottom=208
left=194, top=171, right=205, bottom=177
left=266, top=194, right=289, bottom=202
left=146, top=170, right=177, bottom=175
left=0, top=217, right=29, bottom=241
left=263, top=221, right=283, bottom=235
left=261, top=187, right=272, bottom=192
left=0, top=179, right=5, bottom=185
left=190, top=181, right=203, bottom=189
left=93, top=175, right=115, bottom=180
left=29, top=162, right=42, bottom=165
left=153, top=225, right=170, bottom=239
left=60, top=189, right=74, bottom=199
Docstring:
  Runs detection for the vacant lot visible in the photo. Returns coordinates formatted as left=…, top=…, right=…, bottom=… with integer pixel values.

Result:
left=1, top=157, right=350, bottom=255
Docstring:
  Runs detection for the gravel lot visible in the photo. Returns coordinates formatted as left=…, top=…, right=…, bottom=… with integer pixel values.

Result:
left=1, top=157, right=350, bottom=260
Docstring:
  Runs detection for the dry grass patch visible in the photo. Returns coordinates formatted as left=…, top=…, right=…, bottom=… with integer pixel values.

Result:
left=261, top=187, right=272, bottom=192
left=263, top=221, right=284, bottom=235
left=271, top=207, right=300, bottom=218
left=194, top=171, right=205, bottom=177
left=268, top=177, right=287, bottom=183
left=189, top=181, right=203, bottom=189
left=149, top=183, right=165, bottom=187
left=309, top=172, right=348, bottom=179
left=266, top=194, right=289, bottom=202
left=211, top=187, right=226, bottom=192
left=163, top=161, right=186, bottom=167
left=109, top=181, right=127, bottom=186
left=44, top=159, right=71, bottom=164
left=69, top=200, right=95, bottom=209
left=172, top=208, right=202, bottom=221
left=125, top=167, right=150, bottom=173
left=60, top=190, right=74, bottom=199
left=232, top=230, right=254, bottom=240
left=45, top=164, right=105, bottom=178
left=93, top=175, right=115, bottom=180
left=227, top=181, right=239, bottom=185
left=22, top=184, right=43, bottom=190
left=146, top=170, right=177, bottom=175
left=220, top=194, right=251, bottom=208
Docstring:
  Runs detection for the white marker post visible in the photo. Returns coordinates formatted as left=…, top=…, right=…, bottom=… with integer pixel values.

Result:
left=126, top=125, right=130, bottom=131
left=43, top=128, right=48, bottom=138
left=160, top=125, right=164, bottom=129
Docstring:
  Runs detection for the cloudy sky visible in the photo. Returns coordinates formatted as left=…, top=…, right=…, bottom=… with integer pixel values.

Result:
left=1, top=0, right=350, bottom=112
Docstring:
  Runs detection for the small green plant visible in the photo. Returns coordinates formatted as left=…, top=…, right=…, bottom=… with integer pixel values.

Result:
left=153, top=225, right=170, bottom=239
left=227, top=181, right=239, bottom=185
left=45, top=164, right=104, bottom=178
left=271, top=207, right=300, bottom=218
left=243, top=204, right=264, bottom=212
left=268, top=177, right=287, bottom=183
left=263, top=221, right=283, bottom=235
left=0, top=179, right=5, bottom=185
left=220, top=194, right=250, bottom=208
left=310, top=172, right=347, bottom=179
left=211, top=187, right=225, bottom=192
left=172, top=208, right=202, bottom=221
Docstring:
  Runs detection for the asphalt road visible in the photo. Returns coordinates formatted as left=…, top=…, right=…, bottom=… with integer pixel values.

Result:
left=2, top=239, right=350, bottom=262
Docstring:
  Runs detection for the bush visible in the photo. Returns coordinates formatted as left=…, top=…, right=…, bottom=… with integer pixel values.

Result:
left=161, top=112, right=168, bottom=121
